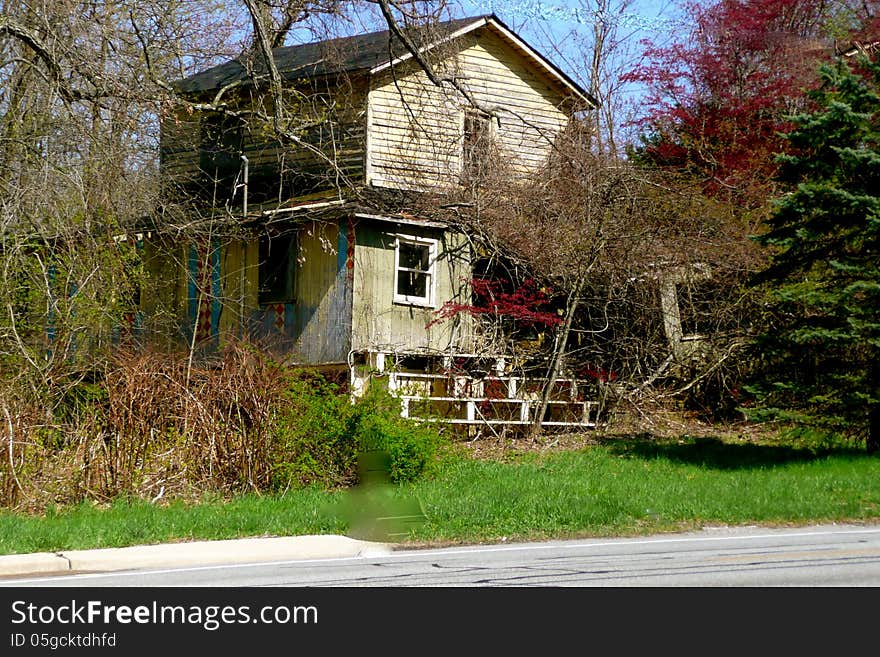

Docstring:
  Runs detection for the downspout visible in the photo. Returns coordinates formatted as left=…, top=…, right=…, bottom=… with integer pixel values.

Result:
left=240, top=154, right=249, bottom=218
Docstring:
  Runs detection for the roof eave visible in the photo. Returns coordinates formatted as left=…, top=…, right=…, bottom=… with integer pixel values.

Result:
left=368, top=14, right=597, bottom=108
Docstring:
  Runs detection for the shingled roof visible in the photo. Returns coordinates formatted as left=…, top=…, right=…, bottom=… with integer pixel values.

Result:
left=174, top=13, right=595, bottom=106
left=175, top=15, right=486, bottom=95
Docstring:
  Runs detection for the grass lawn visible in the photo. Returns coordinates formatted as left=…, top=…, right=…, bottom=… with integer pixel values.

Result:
left=2, top=432, right=879, bottom=555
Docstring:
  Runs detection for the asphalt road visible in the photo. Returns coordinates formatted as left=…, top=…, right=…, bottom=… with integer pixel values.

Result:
left=7, top=523, right=880, bottom=587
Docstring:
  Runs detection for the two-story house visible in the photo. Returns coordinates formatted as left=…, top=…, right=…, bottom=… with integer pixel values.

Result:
left=143, top=13, right=600, bottom=429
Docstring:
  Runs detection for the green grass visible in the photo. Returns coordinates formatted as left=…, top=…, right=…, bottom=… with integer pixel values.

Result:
left=2, top=434, right=879, bottom=555
left=410, top=437, right=880, bottom=543
left=0, top=490, right=348, bottom=555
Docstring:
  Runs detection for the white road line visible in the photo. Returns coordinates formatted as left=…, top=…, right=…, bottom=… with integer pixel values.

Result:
left=5, top=526, right=880, bottom=584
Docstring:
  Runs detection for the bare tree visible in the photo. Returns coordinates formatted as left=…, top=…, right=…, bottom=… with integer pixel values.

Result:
left=422, top=105, right=766, bottom=435
left=0, top=0, right=454, bottom=507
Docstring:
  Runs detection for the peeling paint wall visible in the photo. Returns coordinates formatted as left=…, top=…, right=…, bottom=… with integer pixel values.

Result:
left=141, top=216, right=471, bottom=362
left=288, top=219, right=353, bottom=363
left=351, top=218, right=472, bottom=355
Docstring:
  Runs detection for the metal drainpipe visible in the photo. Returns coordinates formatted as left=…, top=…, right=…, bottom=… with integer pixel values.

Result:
left=240, top=155, right=249, bottom=217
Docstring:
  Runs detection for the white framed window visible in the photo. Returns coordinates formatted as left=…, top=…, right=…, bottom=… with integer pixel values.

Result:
left=393, top=235, right=438, bottom=308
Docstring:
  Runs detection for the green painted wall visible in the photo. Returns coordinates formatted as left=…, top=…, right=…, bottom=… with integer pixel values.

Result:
left=351, top=218, right=472, bottom=355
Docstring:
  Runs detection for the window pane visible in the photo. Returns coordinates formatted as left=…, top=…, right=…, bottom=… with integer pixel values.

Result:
left=397, top=270, right=428, bottom=298
left=399, top=242, right=429, bottom=271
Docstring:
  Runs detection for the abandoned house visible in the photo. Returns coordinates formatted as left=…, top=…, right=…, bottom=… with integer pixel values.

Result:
left=141, top=13, right=601, bottom=429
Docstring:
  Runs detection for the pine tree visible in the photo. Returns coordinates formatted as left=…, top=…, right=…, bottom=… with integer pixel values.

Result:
left=747, top=53, right=880, bottom=453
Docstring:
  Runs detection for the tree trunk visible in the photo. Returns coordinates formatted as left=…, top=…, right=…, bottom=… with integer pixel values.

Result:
left=531, top=273, right=587, bottom=437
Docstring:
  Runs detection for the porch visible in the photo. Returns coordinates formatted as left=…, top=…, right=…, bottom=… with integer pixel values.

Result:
left=349, top=350, right=598, bottom=430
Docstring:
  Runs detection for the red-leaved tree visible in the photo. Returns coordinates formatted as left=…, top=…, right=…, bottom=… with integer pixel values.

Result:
left=430, top=277, right=562, bottom=332
left=627, top=0, right=878, bottom=208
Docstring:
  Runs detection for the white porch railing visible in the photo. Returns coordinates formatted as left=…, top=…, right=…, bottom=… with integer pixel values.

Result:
left=350, top=350, right=597, bottom=429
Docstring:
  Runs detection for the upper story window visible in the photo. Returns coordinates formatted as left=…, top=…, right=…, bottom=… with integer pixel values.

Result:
left=258, top=231, right=296, bottom=305
left=461, top=109, right=493, bottom=182
left=200, top=112, right=244, bottom=186
left=394, top=235, right=437, bottom=308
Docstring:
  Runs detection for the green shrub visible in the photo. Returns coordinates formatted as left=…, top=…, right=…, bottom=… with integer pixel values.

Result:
left=269, top=373, right=360, bottom=490
left=359, top=404, right=442, bottom=483
left=269, top=374, right=443, bottom=490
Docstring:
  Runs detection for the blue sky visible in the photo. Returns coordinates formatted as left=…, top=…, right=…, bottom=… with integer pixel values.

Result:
left=453, top=0, right=688, bottom=137
left=453, top=0, right=686, bottom=91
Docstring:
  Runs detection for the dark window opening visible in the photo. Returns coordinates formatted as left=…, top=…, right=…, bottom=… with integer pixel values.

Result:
left=397, top=242, right=429, bottom=297
left=397, top=269, right=428, bottom=299
left=462, top=110, right=492, bottom=181
left=259, top=232, right=296, bottom=305
left=200, top=112, right=244, bottom=194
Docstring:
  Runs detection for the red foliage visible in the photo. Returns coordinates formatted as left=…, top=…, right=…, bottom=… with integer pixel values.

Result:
left=626, top=0, right=873, bottom=206
left=428, top=278, right=563, bottom=329
left=484, top=377, right=505, bottom=399
left=578, top=365, right=618, bottom=383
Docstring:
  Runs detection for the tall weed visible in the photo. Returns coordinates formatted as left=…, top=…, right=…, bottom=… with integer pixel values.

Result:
left=1, top=341, right=445, bottom=513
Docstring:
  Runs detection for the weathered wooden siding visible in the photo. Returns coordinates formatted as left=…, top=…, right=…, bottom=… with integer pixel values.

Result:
left=138, top=237, right=188, bottom=345
left=350, top=219, right=472, bottom=354
left=219, top=237, right=259, bottom=338
left=160, top=80, right=369, bottom=203
left=139, top=235, right=259, bottom=349
left=141, top=222, right=352, bottom=362
left=288, top=219, right=353, bottom=363
left=161, top=28, right=575, bottom=199
left=366, top=28, right=571, bottom=191
left=366, top=63, right=462, bottom=190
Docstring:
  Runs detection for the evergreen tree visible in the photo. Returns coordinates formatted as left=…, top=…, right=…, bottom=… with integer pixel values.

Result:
left=747, top=53, right=880, bottom=453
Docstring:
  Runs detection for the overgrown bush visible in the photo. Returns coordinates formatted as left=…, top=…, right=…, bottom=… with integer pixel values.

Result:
left=351, top=390, right=443, bottom=485
left=270, top=374, right=442, bottom=490
left=0, top=341, right=445, bottom=512
left=269, top=373, right=361, bottom=490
